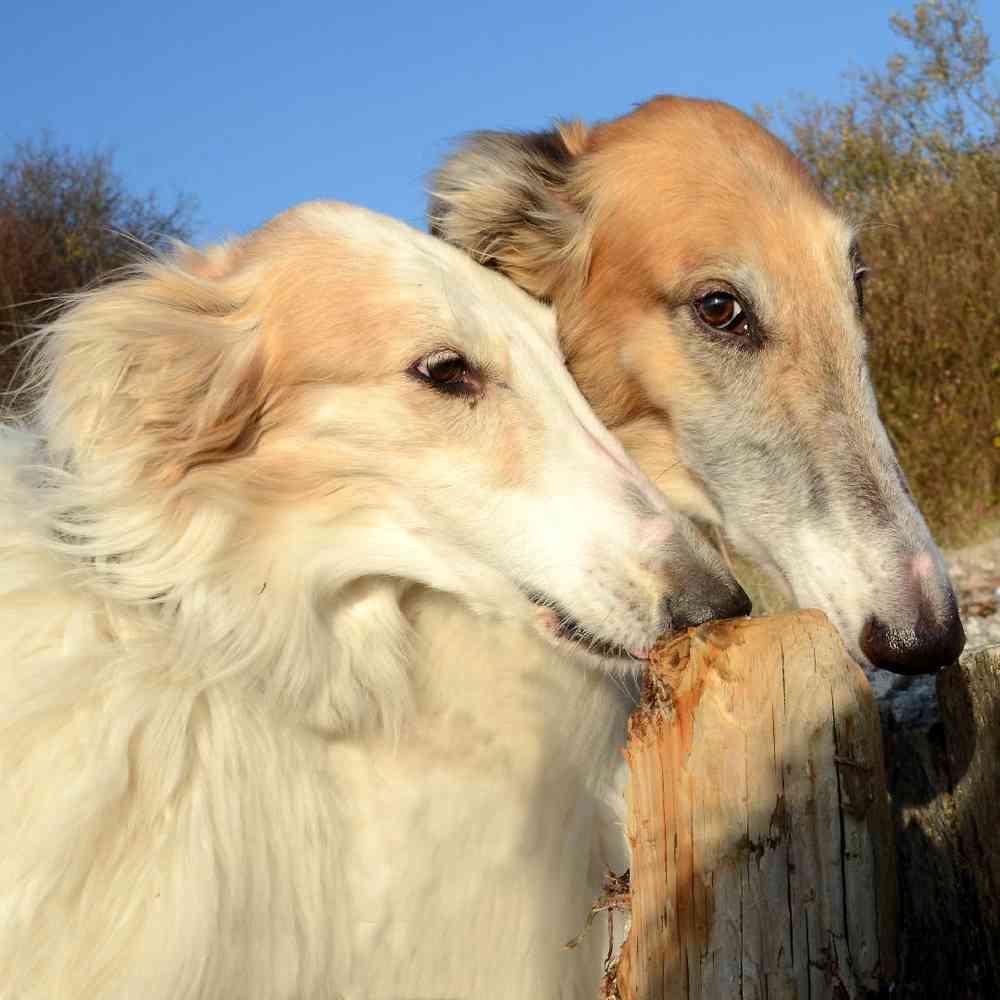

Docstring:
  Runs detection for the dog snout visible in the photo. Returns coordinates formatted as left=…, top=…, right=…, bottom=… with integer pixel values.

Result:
left=658, top=564, right=752, bottom=634
left=858, top=548, right=966, bottom=675
left=860, top=596, right=965, bottom=676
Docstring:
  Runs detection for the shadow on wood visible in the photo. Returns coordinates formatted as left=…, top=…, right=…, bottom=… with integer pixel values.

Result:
left=615, top=610, right=896, bottom=1000
left=885, top=643, right=1000, bottom=997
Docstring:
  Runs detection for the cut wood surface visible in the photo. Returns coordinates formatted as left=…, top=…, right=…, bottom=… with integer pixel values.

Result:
left=615, top=610, right=896, bottom=1000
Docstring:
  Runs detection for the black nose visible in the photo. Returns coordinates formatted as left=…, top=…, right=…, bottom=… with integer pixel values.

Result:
left=660, top=580, right=752, bottom=633
left=860, top=603, right=966, bottom=675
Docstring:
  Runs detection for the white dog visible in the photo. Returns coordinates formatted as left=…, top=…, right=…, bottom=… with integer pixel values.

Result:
left=0, top=201, right=748, bottom=999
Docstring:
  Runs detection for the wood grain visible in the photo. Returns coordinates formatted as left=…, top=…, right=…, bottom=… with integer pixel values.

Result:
left=615, top=610, right=896, bottom=1000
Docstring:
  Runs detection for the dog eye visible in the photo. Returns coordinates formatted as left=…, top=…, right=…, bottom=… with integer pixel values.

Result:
left=694, top=291, right=749, bottom=335
left=412, top=349, right=480, bottom=396
left=418, top=350, right=467, bottom=383
left=854, top=264, right=869, bottom=315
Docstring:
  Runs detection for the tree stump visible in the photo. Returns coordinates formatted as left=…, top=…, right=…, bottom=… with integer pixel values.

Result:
left=939, top=644, right=1000, bottom=988
left=885, top=643, right=1000, bottom=996
left=615, top=610, right=896, bottom=1000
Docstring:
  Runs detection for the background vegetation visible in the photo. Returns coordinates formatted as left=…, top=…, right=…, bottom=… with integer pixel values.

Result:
left=760, top=0, right=998, bottom=544
left=0, top=138, right=195, bottom=402
left=0, top=0, right=996, bottom=543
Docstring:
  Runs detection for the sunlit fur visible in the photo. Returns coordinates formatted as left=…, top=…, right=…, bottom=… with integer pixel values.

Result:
left=430, top=95, right=964, bottom=674
left=0, top=201, right=744, bottom=998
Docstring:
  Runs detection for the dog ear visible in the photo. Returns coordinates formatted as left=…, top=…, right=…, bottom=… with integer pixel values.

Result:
left=428, top=122, right=592, bottom=301
left=38, top=240, right=278, bottom=489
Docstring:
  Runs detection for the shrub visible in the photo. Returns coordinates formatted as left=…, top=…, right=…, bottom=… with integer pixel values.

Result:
left=862, top=151, right=999, bottom=543
left=0, top=137, right=195, bottom=410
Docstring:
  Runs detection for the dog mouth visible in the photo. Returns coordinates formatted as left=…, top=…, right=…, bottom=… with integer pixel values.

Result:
left=522, top=589, right=650, bottom=662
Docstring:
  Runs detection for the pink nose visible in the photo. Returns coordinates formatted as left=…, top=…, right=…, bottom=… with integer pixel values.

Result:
left=911, top=551, right=936, bottom=580
left=643, top=518, right=674, bottom=548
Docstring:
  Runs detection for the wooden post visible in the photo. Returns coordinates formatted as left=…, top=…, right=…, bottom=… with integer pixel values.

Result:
left=615, top=610, right=896, bottom=1000
left=938, top=644, right=1000, bottom=990
left=885, top=643, right=1000, bottom=996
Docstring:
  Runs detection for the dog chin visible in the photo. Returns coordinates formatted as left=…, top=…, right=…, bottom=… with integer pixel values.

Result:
left=527, top=606, right=652, bottom=671
left=569, top=641, right=651, bottom=675
left=464, top=586, right=653, bottom=671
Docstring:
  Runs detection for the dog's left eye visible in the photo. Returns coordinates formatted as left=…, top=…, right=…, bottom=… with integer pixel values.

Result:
left=412, top=349, right=480, bottom=396
left=853, top=263, right=869, bottom=315
left=694, top=291, right=750, bottom=336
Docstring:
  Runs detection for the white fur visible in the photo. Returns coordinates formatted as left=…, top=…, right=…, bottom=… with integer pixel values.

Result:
left=0, top=202, right=738, bottom=999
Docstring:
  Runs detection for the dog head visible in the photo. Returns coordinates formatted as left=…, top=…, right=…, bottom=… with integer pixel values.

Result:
left=31, top=200, right=748, bottom=725
left=430, top=94, right=964, bottom=676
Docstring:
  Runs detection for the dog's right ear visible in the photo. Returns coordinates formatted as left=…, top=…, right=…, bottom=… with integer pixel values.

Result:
left=428, top=123, right=592, bottom=301
left=36, top=237, right=279, bottom=490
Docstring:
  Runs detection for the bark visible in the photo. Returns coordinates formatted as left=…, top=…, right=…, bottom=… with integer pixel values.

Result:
left=886, top=643, right=1000, bottom=997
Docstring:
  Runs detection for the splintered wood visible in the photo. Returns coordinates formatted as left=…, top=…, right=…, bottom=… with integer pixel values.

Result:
left=614, top=610, right=896, bottom=1000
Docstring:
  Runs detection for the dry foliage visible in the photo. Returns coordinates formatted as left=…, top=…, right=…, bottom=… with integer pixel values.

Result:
left=862, top=153, right=999, bottom=544
left=0, top=137, right=195, bottom=410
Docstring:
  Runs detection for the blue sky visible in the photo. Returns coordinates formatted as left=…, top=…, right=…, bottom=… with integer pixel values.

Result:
left=4, top=1, right=999, bottom=244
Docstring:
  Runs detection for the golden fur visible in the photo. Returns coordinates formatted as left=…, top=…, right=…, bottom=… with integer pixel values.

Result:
left=431, top=94, right=964, bottom=676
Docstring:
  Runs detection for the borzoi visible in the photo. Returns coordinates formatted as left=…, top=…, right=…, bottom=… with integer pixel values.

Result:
left=430, top=94, right=964, bottom=676
left=0, top=200, right=749, bottom=998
